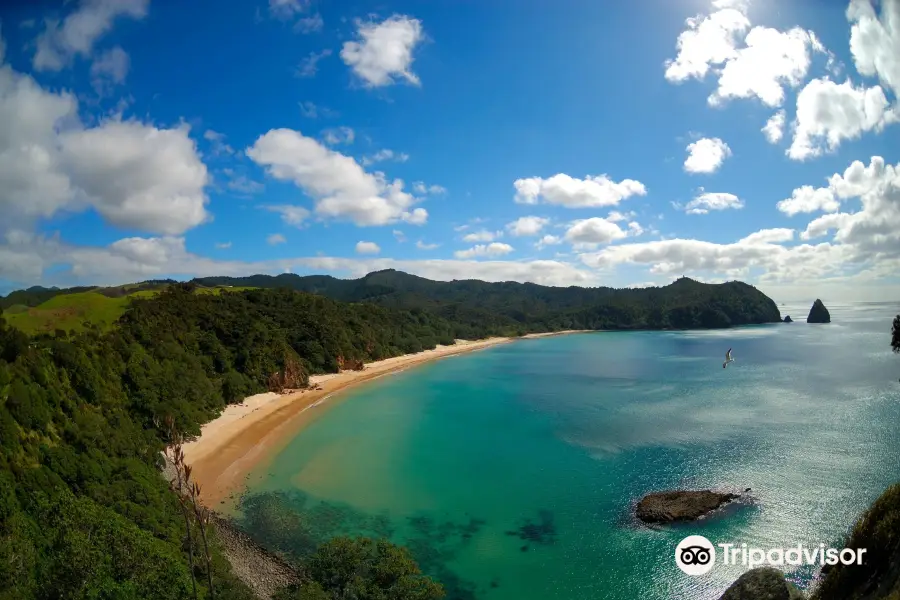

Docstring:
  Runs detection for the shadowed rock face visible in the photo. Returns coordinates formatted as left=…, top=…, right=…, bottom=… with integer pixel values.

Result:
left=635, top=490, right=739, bottom=524
left=807, top=299, right=831, bottom=324
left=719, top=567, right=806, bottom=600
left=784, top=315, right=793, bottom=323
left=810, top=482, right=900, bottom=600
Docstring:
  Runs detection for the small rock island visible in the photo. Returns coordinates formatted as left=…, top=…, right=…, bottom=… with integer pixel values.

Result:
left=807, top=299, right=831, bottom=323
left=784, top=315, right=793, bottom=323
left=635, top=490, right=741, bottom=524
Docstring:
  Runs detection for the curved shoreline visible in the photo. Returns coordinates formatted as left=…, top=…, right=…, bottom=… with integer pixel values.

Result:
left=182, top=331, right=591, bottom=508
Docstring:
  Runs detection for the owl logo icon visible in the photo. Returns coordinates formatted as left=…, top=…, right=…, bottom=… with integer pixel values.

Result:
left=675, top=535, right=716, bottom=575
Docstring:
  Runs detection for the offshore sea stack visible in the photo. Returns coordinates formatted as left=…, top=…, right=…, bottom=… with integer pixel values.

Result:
left=635, top=490, right=740, bottom=524
left=806, top=299, right=831, bottom=324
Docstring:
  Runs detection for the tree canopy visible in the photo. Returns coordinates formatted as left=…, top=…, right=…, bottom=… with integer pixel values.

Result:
left=3, top=270, right=784, bottom=337
left=273, top=537, right=444, bottom=600
left=0, top=283, right=472, bottom=599
left=892, top=315, right=899, bottom=353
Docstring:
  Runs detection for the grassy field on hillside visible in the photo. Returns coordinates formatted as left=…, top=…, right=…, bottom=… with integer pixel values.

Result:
left=1, top=286, right=258, bottom=334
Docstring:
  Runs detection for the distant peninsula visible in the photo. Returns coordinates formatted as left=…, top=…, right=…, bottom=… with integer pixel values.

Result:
left=1, top=271, right=783, bottom=336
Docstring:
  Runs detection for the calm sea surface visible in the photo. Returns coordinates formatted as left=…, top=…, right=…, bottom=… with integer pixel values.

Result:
left=236, top=302, right=900, bottom=599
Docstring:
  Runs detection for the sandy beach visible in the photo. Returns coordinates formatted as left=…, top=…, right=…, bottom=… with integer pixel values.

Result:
left=182, top=331, right=589, bottom=507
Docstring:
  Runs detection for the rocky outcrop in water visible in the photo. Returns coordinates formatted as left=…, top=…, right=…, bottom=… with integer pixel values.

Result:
left=635, top=490, right=740, bottom=524
left=719, top=567, right=806, bottom=600
left=807, top=300, right=831, bottom=324
left=784, top=315, right=793, bottom=323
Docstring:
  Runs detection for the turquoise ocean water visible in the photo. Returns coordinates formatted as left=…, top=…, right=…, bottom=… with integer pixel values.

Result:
left=236, top=302, right=900, bottom=599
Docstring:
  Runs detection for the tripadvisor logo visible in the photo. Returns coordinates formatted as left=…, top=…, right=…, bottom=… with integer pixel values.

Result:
left=674, top=536, right=868, bottom=576
left=675, top=535, right=716, bottom=575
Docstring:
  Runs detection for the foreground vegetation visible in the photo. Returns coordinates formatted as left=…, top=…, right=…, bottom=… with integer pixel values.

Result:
left=0, top=283, right=460, bottom=599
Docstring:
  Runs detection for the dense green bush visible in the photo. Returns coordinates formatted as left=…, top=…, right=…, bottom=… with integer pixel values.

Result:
left=273, top=537, right=444, bottom=600
left=0, top=284, right=488, bottom=599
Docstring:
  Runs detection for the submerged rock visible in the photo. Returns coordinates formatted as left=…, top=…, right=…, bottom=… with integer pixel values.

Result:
left=719, top=567, right=806, bottom=600
left=784, top=315, right=793, bottom=323
left=635, top=490, right=740, bottom=524
left=807, top=299, right=831, bottom=324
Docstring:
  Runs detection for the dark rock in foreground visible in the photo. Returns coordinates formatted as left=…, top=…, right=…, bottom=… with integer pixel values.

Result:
left=784, top=315, right=793, bottom=323
left=807, top=299, right=831, bottom=324
left=636, top=490, right=740, bottom=523
left=810, top=482, right=900, bottom=600
left=719, top=567, right=806, bottom=600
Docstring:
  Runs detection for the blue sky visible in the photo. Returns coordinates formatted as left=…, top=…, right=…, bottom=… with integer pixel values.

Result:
left=0, top=0, right=898, bottom=300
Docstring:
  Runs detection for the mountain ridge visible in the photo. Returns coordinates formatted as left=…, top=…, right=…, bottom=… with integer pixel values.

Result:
left=1, top=270, right=782, bottom=334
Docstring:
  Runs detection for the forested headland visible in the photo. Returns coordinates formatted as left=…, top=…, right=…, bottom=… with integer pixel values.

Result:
left=2, top=269, right=784, bottom=336
left=0, top=272, right=791, bottom=599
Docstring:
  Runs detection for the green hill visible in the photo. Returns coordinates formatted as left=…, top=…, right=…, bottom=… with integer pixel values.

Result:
left=193, top=270, right=783, bottom=331
left=1, top=285, right=258, bottom=335
left=2, top=271, right=783, bottom=336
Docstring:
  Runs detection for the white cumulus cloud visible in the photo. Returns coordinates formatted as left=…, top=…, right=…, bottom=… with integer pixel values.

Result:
left=513, top=173, right=646, bottom=208
left=739, top=228, right=795, bottom=244
left=33, top=0, right=148, bottom=71
left=462, top=229, right=501, bottom=243
left=681, top=192, right=744, bottom=215
left=664, top=7, right=750, bottom=82
left=265, top=205, right=311, bottom=227
left=788, top=77, right=897, bottom=160
left=665, top=2, right=825, bottom=108
left=762, top=110, right=786, bottom=143
left=341, top=15, right=424, bottom=88
left=454, top=243, right=514, bottom=259
left=684, top=137, right=732, bottom=174
left=245, top=128, right=427, bottom=227
left=535, top=235, right=562, bottom=250
left=563, top=218, right=627, bottom=247
left=355, top=240, right=381, bottom=254
left=506, top=216, right=550, bottom=237
left=847, top=0, right=900, bottom=97
left=416, top=240, right=439, bottom=250
left=709, top=26, right=825, bottom=107
left=776, top=185, right=841, bottom=216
